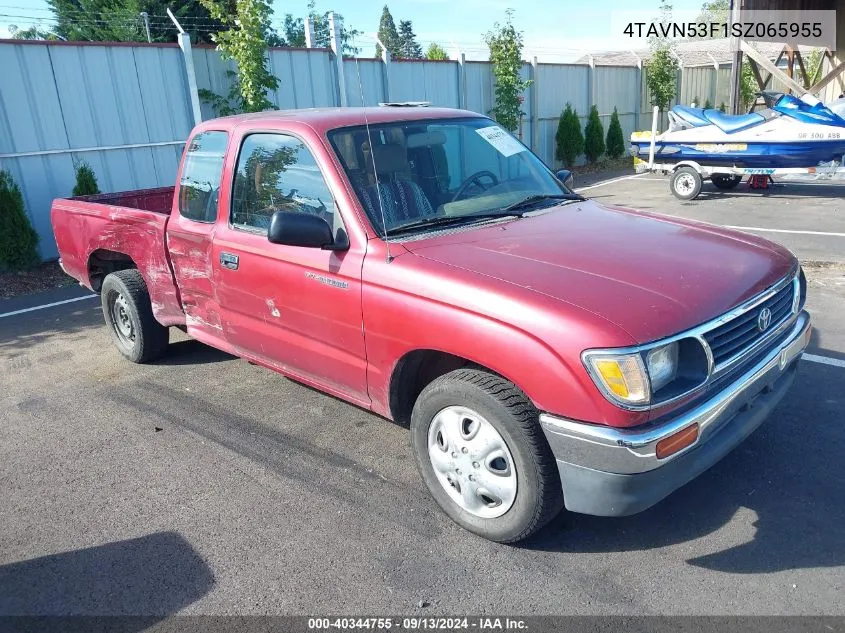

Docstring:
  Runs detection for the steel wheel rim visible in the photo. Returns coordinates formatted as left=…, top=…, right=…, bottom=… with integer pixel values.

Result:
left=109, top=292, right=135, bottom=346
left=427, top=405, right=517, bottom=518
left=676, top=173, right=696, bottom=195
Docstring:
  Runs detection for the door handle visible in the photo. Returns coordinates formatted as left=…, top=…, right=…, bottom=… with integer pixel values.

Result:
left=220, top=252, right=239, bottom=270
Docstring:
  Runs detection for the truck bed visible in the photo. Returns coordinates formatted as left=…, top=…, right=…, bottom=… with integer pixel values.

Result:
left=51, top=186, right=185, bottom=326
left=71, top=186, right=175, bottom=213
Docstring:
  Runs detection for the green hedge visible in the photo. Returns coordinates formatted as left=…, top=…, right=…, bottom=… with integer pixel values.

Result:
left=0, top=170, right=39, bottom=271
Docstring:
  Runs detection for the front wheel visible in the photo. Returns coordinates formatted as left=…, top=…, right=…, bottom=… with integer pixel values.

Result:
left=101, top=269, right=169, bottom=363
left=410, top=369, right=563, bottom=543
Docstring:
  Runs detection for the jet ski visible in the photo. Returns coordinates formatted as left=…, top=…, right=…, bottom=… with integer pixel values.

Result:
left=631, top=91, right=845, bottom=168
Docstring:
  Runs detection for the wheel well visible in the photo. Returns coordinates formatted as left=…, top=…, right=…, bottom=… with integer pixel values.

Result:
left=389, top=350, right=480, bottom=426
left=87, top=249, right=137, bottom=292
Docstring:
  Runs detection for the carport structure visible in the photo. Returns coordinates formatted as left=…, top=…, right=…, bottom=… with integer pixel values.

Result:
left=728, top=0, right=845, bottom=112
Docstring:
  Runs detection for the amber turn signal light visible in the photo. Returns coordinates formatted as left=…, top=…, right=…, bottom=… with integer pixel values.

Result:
left=655, top=423, right=699, bottom=459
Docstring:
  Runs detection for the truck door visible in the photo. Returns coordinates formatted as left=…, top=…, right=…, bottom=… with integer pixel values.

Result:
left=167, top=130, right=229, bottom=348
left=213, top=131, right=368, bottom=405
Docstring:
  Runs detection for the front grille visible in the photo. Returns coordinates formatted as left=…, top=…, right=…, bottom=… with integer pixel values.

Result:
left=703, top=280, right=794, bottom=367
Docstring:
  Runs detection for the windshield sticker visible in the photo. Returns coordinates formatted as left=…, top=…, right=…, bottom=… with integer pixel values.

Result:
left=475, top=126, right=527, bottom=157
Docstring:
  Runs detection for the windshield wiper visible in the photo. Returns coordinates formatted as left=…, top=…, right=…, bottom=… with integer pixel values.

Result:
left=501, top=193, right=584, bottom=213
left=387, top=211, right=521, bottom=236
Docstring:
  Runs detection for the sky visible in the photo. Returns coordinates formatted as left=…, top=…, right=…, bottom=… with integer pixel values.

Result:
left=0, top=0, right=706, bottom=61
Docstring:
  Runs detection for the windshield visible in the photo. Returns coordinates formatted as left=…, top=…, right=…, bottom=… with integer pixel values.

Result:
left=328, top=117, right=569, bottom=236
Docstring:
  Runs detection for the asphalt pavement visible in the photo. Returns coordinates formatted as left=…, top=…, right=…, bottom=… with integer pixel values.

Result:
left=2, top=179, right=844, bottom=617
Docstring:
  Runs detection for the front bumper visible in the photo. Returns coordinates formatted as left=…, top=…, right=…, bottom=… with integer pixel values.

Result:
left=540, top=310, right=811, bottom=517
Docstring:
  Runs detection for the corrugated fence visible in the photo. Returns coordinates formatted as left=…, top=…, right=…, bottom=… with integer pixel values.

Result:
left=0, top=39, right=720, bottom=259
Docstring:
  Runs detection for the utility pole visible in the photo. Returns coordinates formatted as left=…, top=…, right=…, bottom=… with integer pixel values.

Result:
left=140, top=11, right=152, bottom=43
left=728, top=0, right=743, bottom=114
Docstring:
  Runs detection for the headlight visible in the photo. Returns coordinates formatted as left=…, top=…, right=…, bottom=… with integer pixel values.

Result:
left=584, top=338, right=708, bottom=409
left=646, top=342, right=678, bottom=392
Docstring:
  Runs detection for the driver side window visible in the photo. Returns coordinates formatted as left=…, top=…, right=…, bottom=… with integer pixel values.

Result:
left=230, top=133, right=340, bottom=235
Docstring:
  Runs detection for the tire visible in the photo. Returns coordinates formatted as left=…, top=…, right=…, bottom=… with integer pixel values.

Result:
left=410, top=368, right=563, bottom=543
left=670, top=166, right=702, bottom=200
left=101, top=269, right=169, bottom=363
left=711, top=174, right=742, bottom=190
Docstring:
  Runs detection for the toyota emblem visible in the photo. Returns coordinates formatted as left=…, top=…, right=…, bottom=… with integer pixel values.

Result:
left=757, top=307, right=773, bottom=332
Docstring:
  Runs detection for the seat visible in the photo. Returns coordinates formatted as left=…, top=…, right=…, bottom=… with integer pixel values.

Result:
left=702, top=109, right=765, bottom=134
left=671, top=105, right=710, bottom=127
left=358, top=143, right=435, bottom=228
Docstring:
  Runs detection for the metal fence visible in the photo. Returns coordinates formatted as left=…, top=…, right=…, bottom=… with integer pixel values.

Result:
left=0, top=38, right=728, bottom=260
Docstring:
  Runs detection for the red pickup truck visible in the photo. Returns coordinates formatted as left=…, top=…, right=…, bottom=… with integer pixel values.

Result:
left=52, top=106, right=811, bottom=542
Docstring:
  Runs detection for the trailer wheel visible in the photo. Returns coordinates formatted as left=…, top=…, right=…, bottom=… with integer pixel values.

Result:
left=711, top=174, right=742, bottom=190
left=101, top=269, right=169, bottom=363
left=670, top=167, right=702, bottom=200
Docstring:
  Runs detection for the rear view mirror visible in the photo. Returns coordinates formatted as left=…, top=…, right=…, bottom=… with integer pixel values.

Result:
left=556, top=169, right=575, bottom=190
left=268, top=211, right=347, bottom=251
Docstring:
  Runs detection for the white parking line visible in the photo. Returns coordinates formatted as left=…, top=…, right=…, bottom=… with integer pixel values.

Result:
left=803, top=353, right=845, bottom=368
left=0, top=294, right=97, bottom=319
left=577, top=174, right=645, bottom=191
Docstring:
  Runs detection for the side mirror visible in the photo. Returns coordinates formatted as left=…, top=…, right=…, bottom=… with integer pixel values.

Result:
left=267, top=210, right=347, bottom=250
left=555, top=169, right=574, bottom=190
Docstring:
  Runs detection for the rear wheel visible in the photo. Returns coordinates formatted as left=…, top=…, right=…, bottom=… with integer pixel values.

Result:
left=670, top=166, right=702, bottom=200
left=101, top=269, right=169, bottom=363
left=410, top=368, right=563, bottom=543
left=711, top=174, right=742, bottom=189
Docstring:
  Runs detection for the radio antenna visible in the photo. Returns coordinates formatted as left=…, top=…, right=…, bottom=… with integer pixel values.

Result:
left=354, top=48, right=393, bottom=263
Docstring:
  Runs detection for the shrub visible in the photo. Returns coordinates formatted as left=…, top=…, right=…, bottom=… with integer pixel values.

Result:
left=555, top=103, right=584, bottom=168
left=703, top=98, right=713, bottom=109
left=72, top=159, right=100, bottom=197
left=719, top=102, right=727, bottom=112
left=605, top=107, right=625, bottom=159
left=584, top=105, right=606, bottom=164
left=0, top=170, right=39, bottom=271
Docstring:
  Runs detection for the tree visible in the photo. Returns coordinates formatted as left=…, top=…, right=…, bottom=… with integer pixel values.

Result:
left=397, top=20, right=422, bottom=58
left=280, top=1, right=360, bottom=54
left=72, top=159, right=100, bottom=197
left=803, top=48, right=824, bottom=86
left=46, top=0, right=224, bottom=44
left=605, top=107, right=625, bottom=160
left=199, top=0, right=278, bottom=113
left=9, top=25, right=60, bottom=40
left=695, top=0, right=729, bottom=37
left=555, top=104, right=584, bottom=168
left=740, top=61, right=758, bottom=110
left=483, top=10, right=531, bottom=133
left=584, top=105, right=605, bottom=164
left=376, top=5, right=401, bottom=58
left=47, top=0, right=144, bottom=42
left=425, top=42, right=449, bottom=60
left=0, top=170, right=39, bottom=271
left=645, top=47, right=678, bottom=112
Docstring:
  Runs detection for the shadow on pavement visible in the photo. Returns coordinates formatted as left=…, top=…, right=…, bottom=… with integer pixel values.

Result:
left=0, top=531, right=214, bottom=617
left=151, top=338, right=235, bottom=366
left=525, top=362, right=845, bottom=574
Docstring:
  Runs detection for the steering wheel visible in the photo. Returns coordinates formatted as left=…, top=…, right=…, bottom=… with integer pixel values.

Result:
left=451, top=171, right=499, bottom=202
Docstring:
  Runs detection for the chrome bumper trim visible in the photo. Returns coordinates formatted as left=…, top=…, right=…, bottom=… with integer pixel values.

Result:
left=540, top=310, right=811, bottom=475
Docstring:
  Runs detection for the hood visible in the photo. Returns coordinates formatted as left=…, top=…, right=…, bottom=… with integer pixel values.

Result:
left=404, top=200, right=796, bottom=343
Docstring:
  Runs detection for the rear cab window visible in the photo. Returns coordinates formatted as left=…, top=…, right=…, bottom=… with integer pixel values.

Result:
left=178, top=131, right=228, bottom=223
